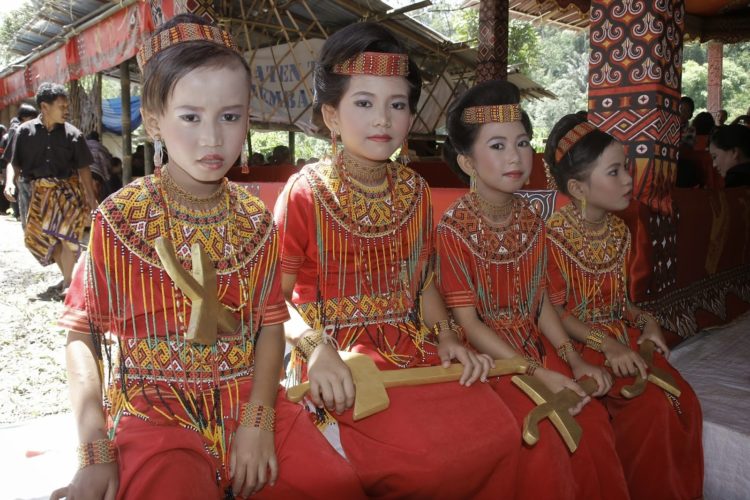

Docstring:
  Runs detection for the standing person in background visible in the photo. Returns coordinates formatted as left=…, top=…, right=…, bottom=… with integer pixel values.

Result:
left=85, top=131, right=114, bottom=201
left=8, top=83, right=97, bottom=296
left=2, top=104, right=40, bottom=222
left=718, top=109, right=728, bottom=125
left=679, top=96, right=696, bottom=146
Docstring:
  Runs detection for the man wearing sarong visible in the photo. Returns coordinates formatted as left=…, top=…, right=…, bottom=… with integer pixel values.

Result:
left=10, top=82, right=97, bottom=294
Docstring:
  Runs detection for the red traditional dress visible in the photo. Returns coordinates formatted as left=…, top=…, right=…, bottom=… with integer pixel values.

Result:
left=436, top=193, right=629, bottom=500
left=546, top=204, right=704, bottom=500
left=59, top=171, right=364, bottom=500
left=276, top=153, right=521, bottom=498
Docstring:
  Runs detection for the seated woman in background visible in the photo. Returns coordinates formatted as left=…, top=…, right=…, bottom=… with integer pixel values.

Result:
left=709, top=124, right=750, bottom=187
left=690, top=111, right=716, bottom=150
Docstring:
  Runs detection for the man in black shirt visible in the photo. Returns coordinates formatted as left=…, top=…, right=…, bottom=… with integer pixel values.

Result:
left=9, top=82, right=97, bottom=293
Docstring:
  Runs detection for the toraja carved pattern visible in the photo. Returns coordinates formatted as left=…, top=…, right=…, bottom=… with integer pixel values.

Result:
left=588, top=0, right=684, bottom=216
left=476, top=0, right=509, bottom=82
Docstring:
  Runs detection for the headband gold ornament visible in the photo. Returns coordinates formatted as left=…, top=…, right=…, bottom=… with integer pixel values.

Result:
left=555, top=122, right=597, bottom=163
left=137, top=23, right=240, bottom=70
left=461, top=104, right=522, bottom=124
left=332, top=51, right=409, bottom=77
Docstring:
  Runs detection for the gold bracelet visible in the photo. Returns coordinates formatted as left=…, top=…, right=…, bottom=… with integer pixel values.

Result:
left=634, top=312, right=657, bottom=331
left=433, top=319, right=466, bottom=343
left=239, top=402, right=275, bottom=432
left=556, top=340, right=575, bottom=364
left=77, top=439, right=116, bottom=470
left=296, top=331, right=323, bottom=360
left=585, top=328, right=606, bottom=352
left=524, top=356, right=541, bottom=376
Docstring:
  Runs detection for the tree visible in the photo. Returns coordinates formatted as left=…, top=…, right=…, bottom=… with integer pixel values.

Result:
left=0, top=2, right=35, bottom=66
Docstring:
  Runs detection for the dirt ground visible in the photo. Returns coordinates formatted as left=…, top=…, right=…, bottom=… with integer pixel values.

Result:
left=0, top=213, right=70, bottom=424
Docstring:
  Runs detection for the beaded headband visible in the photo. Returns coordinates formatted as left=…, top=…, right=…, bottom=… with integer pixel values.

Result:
left=461, top=104, right=521, bottom=124
left=555, top=122, right=598, bottom=163
left=332, top=51, right=409, bottom=77
left=137, top=23, right=240, bottom=70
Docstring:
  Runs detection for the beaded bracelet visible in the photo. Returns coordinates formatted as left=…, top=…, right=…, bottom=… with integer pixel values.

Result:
left=239, top=402, right=275, bottom=432
left=633, top=312, right=657, bottom=331
left=296, top=331, right=323, bottom=360
left=524, top=356, right=541, bottom=376
left=77, top=439, right=116, bottom=470
left=556, top=340, right=576, bottom=364
left=585, top=328, right=606, bottom=352
left=433, top=319, right=465, bottom=342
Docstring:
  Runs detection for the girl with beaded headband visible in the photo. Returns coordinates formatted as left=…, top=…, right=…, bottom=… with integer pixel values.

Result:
left=544, top=113, right=704, bottom=499
left=274, top=22, right=522, bottom=497
left=53, top=14, right=364, bottom=500
left=437, top=80, right=629, bottom=499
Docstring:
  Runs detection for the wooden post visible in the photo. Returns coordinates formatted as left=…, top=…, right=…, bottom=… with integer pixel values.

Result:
left=288, top=131, right=295, bottom=163
left=120, top=60, right=132, bottom=184
left=476, top=0, right=509, bottom=82
left=707, top=41, right=723, bottom=124
left=95, top=72, right=102, bottom=137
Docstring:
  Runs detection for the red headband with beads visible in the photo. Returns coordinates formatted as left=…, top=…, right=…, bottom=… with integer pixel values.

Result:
left=137, top=23, right=240, bottom=70
left=555, top=122, right=597, bottom=163
left=332, top=52, right=409, bottom=77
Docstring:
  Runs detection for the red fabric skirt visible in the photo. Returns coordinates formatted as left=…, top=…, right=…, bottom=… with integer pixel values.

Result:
left=113, top=385, right=365, bottom=500
left=329, top=335, right=521, bottom=499
left=489, top=356, right=629, bottom=500
left=581, top=327, right=704, bottom=500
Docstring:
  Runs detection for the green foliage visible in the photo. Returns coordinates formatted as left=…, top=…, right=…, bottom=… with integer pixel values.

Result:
left=249, top=130, right=329, bottom=163
left=0, top=2, right=35, bottom=66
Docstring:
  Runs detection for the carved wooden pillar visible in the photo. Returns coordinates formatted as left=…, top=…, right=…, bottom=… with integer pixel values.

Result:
left=476, top=0, right=509, bottom=82
left=707, top=41, right=723, bottom=123
left=588, top=0, right=685, bottom=215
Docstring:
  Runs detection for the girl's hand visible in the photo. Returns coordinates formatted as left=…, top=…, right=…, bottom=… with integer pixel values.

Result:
left=230, top=426, right=278, bottom=498
left=533, top=368, right=590, bottom=416
left=638, top=323, right=670, bottom=359
left=602, top=337, right=648, bottom=379
left=306, top=344, right=355, bottom=414
left=50, top=462, right=118, bottom=500
left=437, top=334, right=490, bottom=385
left=569, top=356, right=613, bottom=397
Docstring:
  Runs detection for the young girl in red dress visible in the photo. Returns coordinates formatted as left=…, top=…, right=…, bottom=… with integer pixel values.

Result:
left=544, top=113, right=704, bottom=500
left=53, top=14, right=364, bottom=500
left=275, top=22, right=521, bottom=498
left=436, top=80, right=630, bottom=499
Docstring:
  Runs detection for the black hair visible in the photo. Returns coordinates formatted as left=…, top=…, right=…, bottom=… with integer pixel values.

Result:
left=442, top=80, right=529, bottom=185
left=731, top=115, right=750, bottom=127
left=691, top=111, right=715, bottom=136
left=679, top=96, right=695, bottom=113
left=141, top=14, right=251, bottom=115
left=35, top=82, right=68, bottom=106
left=17, top=103, right=38, bottom=120
left=710, top=124, right=750, bottom=159
left=86, top=131, right=100, bottom=141
left=313, top=22, right=422, bottom=116
left=544, top=113, right=618, bottom=196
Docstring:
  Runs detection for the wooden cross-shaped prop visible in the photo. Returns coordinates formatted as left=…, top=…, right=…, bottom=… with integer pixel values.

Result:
left=511, top=376, right=599, bottom=453
left=154, top=236, right=239, bottom=345
left=621, top=339, right=681, bottom=399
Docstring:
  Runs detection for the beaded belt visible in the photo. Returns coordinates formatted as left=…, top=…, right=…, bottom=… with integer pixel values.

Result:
left=116, top=336, right=254, bottom=386
left=298, top=291, right=414, bottom=328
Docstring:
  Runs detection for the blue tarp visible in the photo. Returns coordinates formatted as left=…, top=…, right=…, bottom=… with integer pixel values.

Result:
left=102, top=95, right=142, bottom=134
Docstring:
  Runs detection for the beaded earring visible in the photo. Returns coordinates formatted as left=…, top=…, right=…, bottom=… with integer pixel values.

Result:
left=399, top=138, right=410, bottom=165
left=153, top=136, right=164, bottom=169
left=330, top=129, right=338, bottom=158
left=240, top=143, right=249, bottom=174
left=581, top=197, right=588, bottom=221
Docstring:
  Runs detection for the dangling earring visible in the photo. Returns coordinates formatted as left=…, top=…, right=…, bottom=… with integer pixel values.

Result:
left=241, top=143, right=249, bottom=174
left=581, top=197, right=587, bottom=221
left=399, top=138, right=410, bottom=165
left=330, top=129, right=338, bottom=158
left=470, top=172, right=477, bottom=193
left=153, top=136, right=164, bottom=169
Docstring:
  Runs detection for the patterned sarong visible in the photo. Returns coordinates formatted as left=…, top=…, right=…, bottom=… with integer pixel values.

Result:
left=24, top=176, right=87, bottom=266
